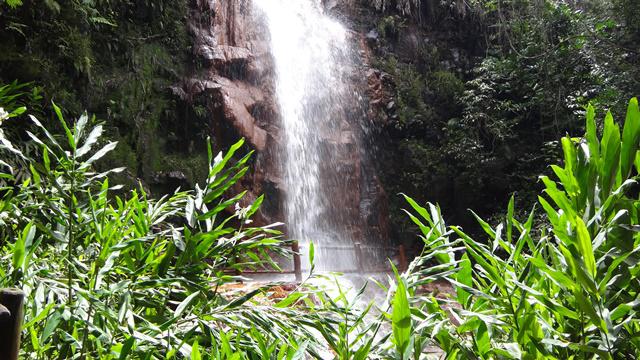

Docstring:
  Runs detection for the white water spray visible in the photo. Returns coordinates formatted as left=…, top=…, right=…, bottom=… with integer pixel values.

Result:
left=254, top=0, right=369, bottom=271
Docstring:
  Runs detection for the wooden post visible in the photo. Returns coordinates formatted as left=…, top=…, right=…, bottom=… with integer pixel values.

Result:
left=292, top=241, right=302, bottom=282
left=398, top=244, right=408, bottom=272
left=354, top=243, right=365, bottom=272
left=0, top=288, right=25, bottom=360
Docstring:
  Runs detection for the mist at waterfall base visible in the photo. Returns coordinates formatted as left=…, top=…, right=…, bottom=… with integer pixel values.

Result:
left=253, top=0, right=388, bottom=284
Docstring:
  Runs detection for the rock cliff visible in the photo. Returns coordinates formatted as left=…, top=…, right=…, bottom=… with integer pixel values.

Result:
left=175, top=0, right=390, bottom=245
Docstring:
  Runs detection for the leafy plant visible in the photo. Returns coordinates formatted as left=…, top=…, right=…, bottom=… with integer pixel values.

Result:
left=0, top=102, right=321, bottom=358
left=2, top=0, right=22, bottom=9
left=400, top=98, right=640, bottom=358
left=4, top=85, right=640, bottom=359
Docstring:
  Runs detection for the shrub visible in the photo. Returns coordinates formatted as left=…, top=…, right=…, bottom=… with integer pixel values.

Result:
left=0, top=103, right=321, bottom=358
left=399, top=98, right=640, bottom=358
left=4, top=87, right=640, bottom=359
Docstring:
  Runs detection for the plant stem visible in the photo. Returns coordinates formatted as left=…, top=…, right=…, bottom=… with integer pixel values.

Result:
left=580, top=309, right=585, bottom=360
left=80, top=303, right=94, bottom=359
left=67, top=156, right=76, bottom=305
left=507, top=289, right=521, bottom=334
left=596, top=300, right=614, bottom=358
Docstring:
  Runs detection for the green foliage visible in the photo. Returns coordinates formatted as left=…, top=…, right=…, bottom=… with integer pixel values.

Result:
left=442, top=0, right=640, bottom=214
left=372, top=0, right=422, bottom=16
left=400, top=98, right=640, bottom=358
left=391, top=270, right=412, bottom=358
left=429, top=71, right=464, bottom=108
left=374, top=0, right=640, bottom=240
left=0, top=0, right=198, bottom=189
left=2, top=92, right=639, bottom=360
left=0, top=102, right=322, bottom=358
left=2, top=0, right=22, bottom=9
left=376, top=15, right=405, bottom=39
left=376, top=57, right=430, bottom=129
left=0, top=81, right=41, bottom=114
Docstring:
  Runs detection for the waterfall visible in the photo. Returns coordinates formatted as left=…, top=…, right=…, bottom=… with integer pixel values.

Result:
left=254, top=0, right=371, bottom=272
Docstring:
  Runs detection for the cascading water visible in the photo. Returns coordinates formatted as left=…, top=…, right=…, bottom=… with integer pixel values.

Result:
left=254, top=0, right=375, bottom=272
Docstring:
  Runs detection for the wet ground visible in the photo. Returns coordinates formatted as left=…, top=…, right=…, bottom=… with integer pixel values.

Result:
left=218, top=272, right=453, bottom=359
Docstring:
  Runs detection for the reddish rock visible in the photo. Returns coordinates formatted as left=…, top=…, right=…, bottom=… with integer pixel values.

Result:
left=176, top=0, right=279, bottom=226
left=195, top=45, right=253, bottom=67
left=178, top=0, right=390, bottom=247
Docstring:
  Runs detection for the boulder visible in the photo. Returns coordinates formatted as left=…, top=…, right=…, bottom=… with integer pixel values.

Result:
left=195, top=44, right=252, bottom=67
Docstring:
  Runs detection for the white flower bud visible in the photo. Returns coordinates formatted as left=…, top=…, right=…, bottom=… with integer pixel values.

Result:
left=0, top=107, right=8, bottom=122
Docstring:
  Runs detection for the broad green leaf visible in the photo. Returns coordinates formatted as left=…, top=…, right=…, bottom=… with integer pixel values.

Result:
left=575, top=216, right=596, bottom=278
left=456, top=254, right=472, bottom=307
left=392, top=276, right=412, bottom=359
left=52, top=102, right=75, bottom=149
left=620, top=98, right=640, bottom=179
left=245, top=194, right=264, bottom=218
left=191, top=341, right=201, bottom=360
left=402, top=193, right=434, bottom=227
left=585, top=104, right=600, bottom=162
left=76, top=124, right=102, bottom=158
left=118, top=337, right=136, bottom=360
left=12, top=221, right=34, bottom=270
left=85, top=141, right=118, bottom=164
left=573, top=289, right=603, bottom=331
left=600, top=111, right=621, bottom=196
left=41, top=309, right=63, bottom=343
left=475, top=321, right=490, bottom=356
left=529, top=257, right=576, bottom=290
left=275, top=292, right=305, bottom=308
left=308, top=241, right=315, bottom=268
left=209, top=138, right=245, bottom=178
left=174, top=291, right=200, bottom=318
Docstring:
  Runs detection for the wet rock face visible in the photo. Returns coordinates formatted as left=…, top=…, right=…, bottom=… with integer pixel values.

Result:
left=178, top=0, right=390, bottom=245
left=175, top=0, right=282, bottom=226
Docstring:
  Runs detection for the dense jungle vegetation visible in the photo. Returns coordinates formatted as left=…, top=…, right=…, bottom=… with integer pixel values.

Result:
left=367, top=0, right=640, bottom=242
left=0, top=0, right=209, bottom=192
left=1, top=84, right=639, bottom=359
left=1, top=0, right=640, bottom=358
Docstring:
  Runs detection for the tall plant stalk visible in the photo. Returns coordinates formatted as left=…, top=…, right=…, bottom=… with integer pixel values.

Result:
left=66, top=154, right=76, bottom=305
